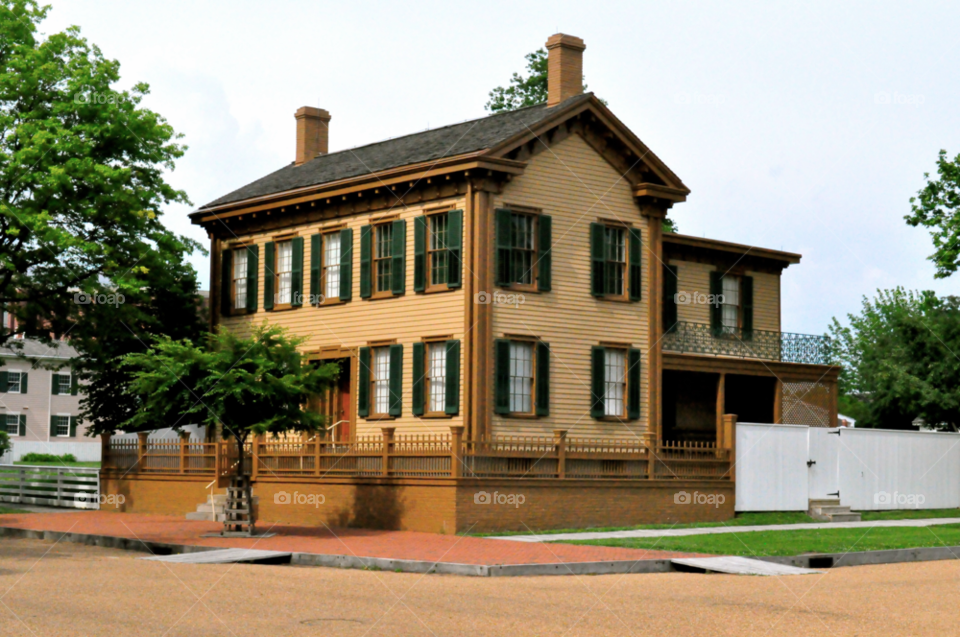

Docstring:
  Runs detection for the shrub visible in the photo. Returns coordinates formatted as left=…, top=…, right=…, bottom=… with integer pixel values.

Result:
left=19, top=452, right=78, bottom=464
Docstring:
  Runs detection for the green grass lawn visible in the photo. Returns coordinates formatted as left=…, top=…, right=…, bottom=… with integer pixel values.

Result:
left=12, top=461, right=100, bottom=468
left=560, top=523, right=960, bottom=556
left=862, top=508, right=960, bottom=521
left=0, top=506, right=28, bottom=514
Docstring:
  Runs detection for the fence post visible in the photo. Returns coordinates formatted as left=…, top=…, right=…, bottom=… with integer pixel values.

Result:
left=215, top=438, right=222, bottom=480
left=56, top=468, right=63, bottom=507
left=722, top=413, right=738, bottom=481
left=19, top=468, right=25, bottom=504
left=645, top=432, right=657, bottom=479
left=137, top=432, right=148, bottom=473
left=554, top=429, right=567, bottom=479
left=251, top=434, right=262, bottom=481
left=381, top=427, right=395, bottom=477
left=450, top=426, right=464, bottom=478
left=100, top=433, right=112, bottom=469
left=179, top=430, right=189, bottom=474
left=314, top=433, right=322, bottom=477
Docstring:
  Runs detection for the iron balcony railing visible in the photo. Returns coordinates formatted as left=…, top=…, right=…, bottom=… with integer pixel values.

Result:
left=662, top=322, right=831, bottom=365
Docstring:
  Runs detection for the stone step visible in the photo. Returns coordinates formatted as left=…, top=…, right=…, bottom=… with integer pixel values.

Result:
left=816, top=505, right=852, bottom=515
left=808, top=498, right=841, bottom=506
left=185, top=511, right=227, bottom=522
left=828, top=512, right=862, bottom=522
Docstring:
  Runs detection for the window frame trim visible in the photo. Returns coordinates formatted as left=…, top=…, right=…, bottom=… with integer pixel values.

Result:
left=425, top=209, right=452, bottom=293
left=318, top=229, right=346, bottom=306
left=53, top=413, right=72, bottom=438
left=505, top=336, right=538, bottom=417
left=272, top=238, right=295, bottom=310
left=371, top=221, right=397, bottom=299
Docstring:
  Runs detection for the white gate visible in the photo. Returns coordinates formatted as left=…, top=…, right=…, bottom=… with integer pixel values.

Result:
left=807, top=428, right=840, bottom=500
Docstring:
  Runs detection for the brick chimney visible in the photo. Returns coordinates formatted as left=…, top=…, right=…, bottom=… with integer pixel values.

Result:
left=546, top=34, right=586, bottom=107
left=294, top=106, right=331, bottom=165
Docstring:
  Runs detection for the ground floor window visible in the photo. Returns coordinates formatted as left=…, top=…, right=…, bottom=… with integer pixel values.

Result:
left=5, top=414, right=20, bottom=436
left=603, top=348, right=627, bottom=417
left=371, top=347, right=392, bottom=415
left=54, top=415, right=70, bottom=437
left=509, top=341, right=535, bottom=414
left=427, top=342, right=447, bottom=413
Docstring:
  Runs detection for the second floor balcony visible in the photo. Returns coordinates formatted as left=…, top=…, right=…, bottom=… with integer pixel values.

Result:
left=662, top=322, right=831, bottom=366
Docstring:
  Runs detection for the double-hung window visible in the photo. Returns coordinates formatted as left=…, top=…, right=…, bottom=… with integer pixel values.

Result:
left=721, top=276, right=740, bottom=334
left=5, top=414, right=21, bottom=436
left=604, top=227, right=626, bottom=297
left=233, top=249, right=248, bottom=310
left=510, top=214, right=536, bottom=286
left=426, top=342, right=447, bottom=414
left=602, top=348, right=627, bottom=417
left=6, top=371, right=22, bottom=394
left=428, top=214, right=449, bottom=288
left=323, top=232, right=341, bottom=299
left=590, top=223, right=641, bottom=301
left=374, top=224, right=394, bottom=293
left=54, top=373, right=72, bottom=395
left=371, top=347, right=392, bottom=416
left=275, top=240, right=293, bottom=305
left=494, top=339, right=550, bottom=416
left=508, top=341, right=535, bottom=414
left=53, top=414, right=70, bottom=437
left=494, top=209, right=551, bottom=291
left=591, top=345, right=641, bottom=420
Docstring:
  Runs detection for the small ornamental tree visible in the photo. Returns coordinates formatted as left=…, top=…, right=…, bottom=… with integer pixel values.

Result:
left=121, top=324, right=339, bottom=476
left=0, top=430, right=10, bottom=459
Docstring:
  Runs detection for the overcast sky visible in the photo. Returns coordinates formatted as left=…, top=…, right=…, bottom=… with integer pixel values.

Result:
left=42, top=0, right=960, bottom=335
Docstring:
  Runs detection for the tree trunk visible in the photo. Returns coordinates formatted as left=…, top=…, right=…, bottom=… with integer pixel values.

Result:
left=236, top=431, right=247, bottom=477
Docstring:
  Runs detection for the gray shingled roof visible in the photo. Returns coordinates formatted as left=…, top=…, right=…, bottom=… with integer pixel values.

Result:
left=0, top=338, right=78, bottom=361
left=200, top=94, right=593, bottom=210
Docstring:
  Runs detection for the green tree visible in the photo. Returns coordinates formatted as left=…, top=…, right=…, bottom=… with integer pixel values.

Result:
left=486, top=48, right=596, bottom=113
left=0, top=430, right=9, bottom=458
left=663, top=218, right=679, bottom=233
left=906, top=149, right=960, bottom=278
left=829, top=288, right=960, bottom=430
left=121, top=325, right=339, bottom=476
left=0, top=1, right=196, bottom=347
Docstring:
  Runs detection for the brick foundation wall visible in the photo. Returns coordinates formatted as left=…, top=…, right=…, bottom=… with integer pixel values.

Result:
left=101, top=474, right=734, bottom=534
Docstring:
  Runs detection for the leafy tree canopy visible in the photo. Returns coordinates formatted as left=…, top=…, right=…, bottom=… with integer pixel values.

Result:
left=906, top=149, right=960, bottom=278
left=121, top=325, right=339, bottom=471
left=829, top=288, right=960, bottom=430
left=0, top=0, right=199, bottom=348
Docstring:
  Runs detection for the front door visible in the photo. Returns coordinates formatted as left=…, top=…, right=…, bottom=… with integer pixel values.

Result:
left=808, top=427, right=840, bottom=500
left=310, top=358, right=352, bottom=441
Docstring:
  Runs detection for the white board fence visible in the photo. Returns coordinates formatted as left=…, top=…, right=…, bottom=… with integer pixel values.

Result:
left=0, top=465, right=100, bottom=509
left=736, top=423, right=960, bottom=512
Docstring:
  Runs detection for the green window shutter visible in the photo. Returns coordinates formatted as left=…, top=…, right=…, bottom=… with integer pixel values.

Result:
left=709, top=271, right=723, bottom=336
left=263, top=242, right=275, bottom=310
left=535, top=341, right=550, bottom=416
left=741, top=275, right=754, bottom=341
left=310, top=234, right=322, bottom=301
left=447, top=210, right=463, bottom=289
left=627, top=348, right=642, bottom=420
left=412, top=342, right=425, bottom=416
left=220, top=249, right=233, bottom=316
left=339, top=228, right=353, bottom=301
left=52, top=374, right=60, bottom=396
left=628, top=228, right=642, bottom=302
left=413, top=216, right=427, bottom=293
left=445, top=339, right=460, bottom=415
left=291, top=237, right=304, bottom=307
left=591, top=346, right=606, bottom=418
left=391, top=220, right=406, bottom=296
left=0, top=371, right=7, bottom=393
left=18, top=414, right=26, bottom=437
left=357, top=347, right=371, bottom=417
left=359, top=226, right=372, bottom=298
left=69, top=416, right=78, bottom=438
left=20, top=373, right=26, bottom=394
left=590, top=223, right=605, bottom=296
left=493, top=339, right=511, bottom=414
left=388, top=343, right=403, bottom=416
left=70, top=373, right=79, bottom=396
left=49, top=416, right=56, bottom=437
left=663, top=265, right=679, bottom=333
left=495, top=209, right=513, bottom=286
left=246, top=245, right=259, bottom=312
left=537, top=215, right=552, bottom=292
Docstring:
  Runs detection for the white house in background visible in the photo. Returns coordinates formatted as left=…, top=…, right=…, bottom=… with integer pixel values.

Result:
left=0, top=338, right=99, bottom=463
left=838, top=413, right=856, bottom=427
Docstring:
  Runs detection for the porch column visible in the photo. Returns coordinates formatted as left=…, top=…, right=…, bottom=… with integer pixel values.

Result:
left=450, top=426, right=464, bottom=478
left=100, top=433, right=112, bottom=470
left=179, top=430, right=189, bottom=474
left=722, top=413, right=738, bottom=481
left=715, top=373, right=725, bottom=448
left=773, top=379, right=783, bottom=424
left=554, top=429, right=567, bottom=479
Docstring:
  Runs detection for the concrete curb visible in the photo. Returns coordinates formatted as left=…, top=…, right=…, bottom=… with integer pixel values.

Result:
left=4, top=525, right=960, bottom=576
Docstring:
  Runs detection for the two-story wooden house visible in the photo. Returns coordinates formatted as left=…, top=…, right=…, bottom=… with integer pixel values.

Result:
left=101, top=33, right=836, bottom=532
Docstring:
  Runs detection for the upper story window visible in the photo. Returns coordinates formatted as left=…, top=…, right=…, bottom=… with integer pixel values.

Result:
left=323, top=232, right=341, bottom=298
left=590, top=222, right=641, bottom=301
left=233, top=249, right=248, bottom=310
left=721, top=276, right=740, bottom=333
left=494, top=209, right=552, bottom=292
left=275, top=240, right=294, bottom=305
left=375, top=224, right=394, bottom=294
left=53, top=373, right=72, bottom=395
left=6, top=370, right=23, bottom=394
left=428, top=214, right=449, bottom=287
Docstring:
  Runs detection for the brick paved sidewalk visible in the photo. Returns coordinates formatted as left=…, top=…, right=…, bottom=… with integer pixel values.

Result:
left=0, top=512, right=703, bottom=565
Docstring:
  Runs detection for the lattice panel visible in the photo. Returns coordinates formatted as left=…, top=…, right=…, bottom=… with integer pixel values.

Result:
left=781, top=381, right=832, bottom=427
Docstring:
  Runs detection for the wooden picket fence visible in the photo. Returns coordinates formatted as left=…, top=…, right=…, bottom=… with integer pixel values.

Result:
left=101, top=428, right=732, bottom=482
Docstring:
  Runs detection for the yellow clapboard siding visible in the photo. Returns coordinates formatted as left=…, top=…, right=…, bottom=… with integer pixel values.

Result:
left=669, top=260, right=781, bottom=332
left=491, top=134, right=650, bottom=440
left=220, top=199, right=467, bottom=437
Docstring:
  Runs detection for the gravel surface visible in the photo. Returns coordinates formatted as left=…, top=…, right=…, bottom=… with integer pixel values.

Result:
left=2, top=537, right=957, bottom=636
